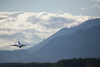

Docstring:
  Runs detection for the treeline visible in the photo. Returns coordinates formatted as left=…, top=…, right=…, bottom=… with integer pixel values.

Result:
left=0, top=58, right=100, bottom=67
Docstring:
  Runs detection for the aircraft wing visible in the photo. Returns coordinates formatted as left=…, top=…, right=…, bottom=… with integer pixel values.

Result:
left=21, top=44, right=27, bottom=46
left=21, top=44, right=29, bottom=47
left=11, top=44, right=18, bottom=46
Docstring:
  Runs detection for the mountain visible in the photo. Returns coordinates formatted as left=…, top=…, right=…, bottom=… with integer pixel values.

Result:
left=27, top=18, right=100, bottom=53
left=25, top=24, right=100, bottom=62
left=0, top=50, right=29, bottom=63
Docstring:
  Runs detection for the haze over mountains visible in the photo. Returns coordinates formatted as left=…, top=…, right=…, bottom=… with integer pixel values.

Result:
left=0, top=18, right=100, bottom=63
left=0, top=50, right=29, bottom=63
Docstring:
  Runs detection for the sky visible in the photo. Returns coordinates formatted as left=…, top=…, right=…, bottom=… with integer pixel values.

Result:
left=0, top=0, right=100, bottom=50
left=0, top=0, right=100, bottom=16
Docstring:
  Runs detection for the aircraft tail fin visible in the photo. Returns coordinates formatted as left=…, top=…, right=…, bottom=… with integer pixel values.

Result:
left=18, top=41, right=21, bottom=45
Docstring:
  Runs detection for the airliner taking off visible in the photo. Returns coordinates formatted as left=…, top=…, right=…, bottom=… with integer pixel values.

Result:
left=11, top=41, right=28, bottom=48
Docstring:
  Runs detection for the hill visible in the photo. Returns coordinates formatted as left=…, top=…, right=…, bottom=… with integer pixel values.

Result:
left=25, top=24, right=100, bottom=62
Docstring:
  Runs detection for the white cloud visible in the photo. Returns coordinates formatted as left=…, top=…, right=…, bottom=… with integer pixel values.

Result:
left=98, top=5, right=100, bottom=10
left=91, top=3, right=100, bottom=10
left=0, top=37, right=34, bottom=50
left=86, top=3, right=100, bottom=10
left=0, top=12, right=99, bottom=50
left=58, top=11, right=63, bottom=13
left=0, top=29, right=18, bottom=35
left=81, top=2, right=100, bottom=11
left=25, top=35, right=32, bottom=39
left=0, top=38, right=19, bottom=50
left=81, top=7, right=85, bottom=10
left=92, top=0, right=100, bottom=1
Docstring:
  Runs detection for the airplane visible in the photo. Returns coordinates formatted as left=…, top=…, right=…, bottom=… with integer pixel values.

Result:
left=11, top=41, right=28, bottom=48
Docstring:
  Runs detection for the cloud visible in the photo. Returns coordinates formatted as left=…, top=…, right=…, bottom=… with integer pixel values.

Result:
left=98, top=5, right=100, bottom=10
left=82, top=3, right=100, bottom=10
left=91, top=3, right=100, bottom=10
left=0, top=12, right=98, bottom=50
left=58, top=11, right=63, bottom=13
left=92, top=0, right=100, bottom=1
left=0, top=12, right=95, bottom=31
left=0, top=29, right=18, bottom=35
left=0, top=38, right=19, bottom=50
left=81, top=7, right=85, bottom=10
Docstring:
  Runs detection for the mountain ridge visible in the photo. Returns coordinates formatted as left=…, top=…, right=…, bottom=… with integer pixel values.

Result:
left=24, top=24, right=100, bottom=62
left=27, top=18, right=100, bottom=53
